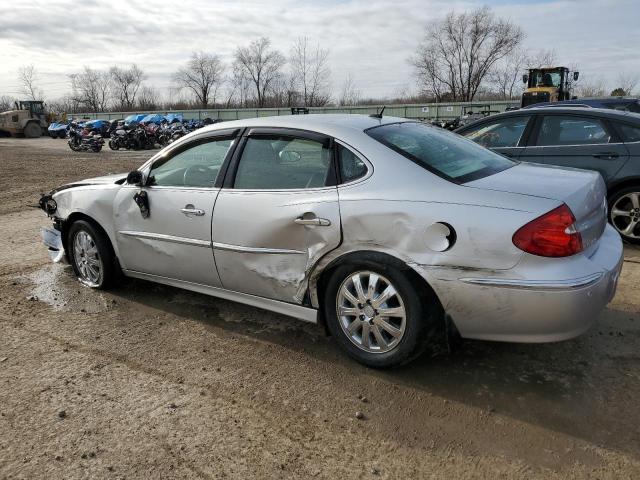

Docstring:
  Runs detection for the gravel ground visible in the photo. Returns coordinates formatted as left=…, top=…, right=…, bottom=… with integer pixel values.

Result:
left=1, top=137, right=640, bottom=479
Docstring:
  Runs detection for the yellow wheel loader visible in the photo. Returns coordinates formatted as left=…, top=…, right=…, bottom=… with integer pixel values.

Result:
left=521, top=67, right=579, bottom=108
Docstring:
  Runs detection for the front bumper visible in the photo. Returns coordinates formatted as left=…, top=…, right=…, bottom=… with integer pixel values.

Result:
left=41, top=227, right=66, bottom=263
left=420, top=224, right=624, bottom=343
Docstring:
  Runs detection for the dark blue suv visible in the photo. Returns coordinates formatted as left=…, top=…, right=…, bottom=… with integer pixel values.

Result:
left=456, top=107, right=640, bottom=244
left=524, top=97, right=640, bottom=113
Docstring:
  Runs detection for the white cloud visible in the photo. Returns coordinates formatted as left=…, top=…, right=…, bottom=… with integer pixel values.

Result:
left=0, top=0, right=638, bottom=101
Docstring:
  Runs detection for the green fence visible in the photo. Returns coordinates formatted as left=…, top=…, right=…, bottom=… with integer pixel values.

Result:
left=71, top=100, right=519, bottom=122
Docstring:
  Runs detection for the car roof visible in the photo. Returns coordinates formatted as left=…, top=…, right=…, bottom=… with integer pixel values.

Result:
left=196, top=113, right=408, bottom=137
left=524, top=97, right=639, bottom=108
left=455, top=106, right=640, bottom=132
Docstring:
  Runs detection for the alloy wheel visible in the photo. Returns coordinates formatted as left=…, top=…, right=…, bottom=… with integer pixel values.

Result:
left=611, top=192, right=640, bottom=240
left=73, top=230, right=103, bottom=287
left=336, top=271, right=406, bottom=354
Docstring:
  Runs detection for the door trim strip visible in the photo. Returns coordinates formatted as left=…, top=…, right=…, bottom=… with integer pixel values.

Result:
left=118, top=230, right=304, bottom=254
left=211, top=241, right=304, bottom=255
left=118, top=230, right=211, bottom=248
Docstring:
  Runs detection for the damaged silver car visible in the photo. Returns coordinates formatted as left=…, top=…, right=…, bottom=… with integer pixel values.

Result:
left=39, top=114, right=624, bottom=367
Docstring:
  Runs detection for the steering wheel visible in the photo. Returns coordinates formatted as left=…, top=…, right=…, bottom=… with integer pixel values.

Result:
left=183, top=165, right=213, bottom=187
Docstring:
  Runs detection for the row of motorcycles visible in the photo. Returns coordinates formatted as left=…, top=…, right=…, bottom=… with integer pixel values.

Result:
left=50, top=115, right=218, bottom=153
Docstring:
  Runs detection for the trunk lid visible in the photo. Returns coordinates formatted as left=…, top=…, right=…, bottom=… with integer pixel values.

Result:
left=466, top=163, right=607, bottom=250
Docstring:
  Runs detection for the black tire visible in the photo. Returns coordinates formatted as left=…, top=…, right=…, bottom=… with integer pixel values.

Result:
left=23, top=122, right=41, bottom=138
left=66, top=220, right=118, bottom=289
left=323, top=254, right=443, bottom=368
left=608, top=186, right=640, bottom=245
left=108, top=139, right=119, bottom=150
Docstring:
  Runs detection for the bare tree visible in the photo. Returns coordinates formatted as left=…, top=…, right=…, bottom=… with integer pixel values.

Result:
left=490, top=48, right=528, bottom=100
left=234, top=37, right=286, bottom=108
left=576, top=77, right=607, bottom=98
left=137, top=86, right=160, bottom=110
left=289, top=37, right=331, bottom=107
left=338, top=73, right=361, bottom=106
left=411, top=6, right=524, bottom=101
left=18, top=64, right=44, bottom=100
left=0, top=95, right=16, bottom=112
left=69, top=67, right=111, bottom=112
left=173, top=52, right=225, bottom=108
left=110, top=64, right=146, bottom=110
left=615, top=72, right=639, bottom=96
left=527, top=49, right=558, bottom=69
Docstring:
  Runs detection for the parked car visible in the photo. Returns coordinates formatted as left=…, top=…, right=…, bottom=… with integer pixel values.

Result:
left=39, top=115, right=622, bottom=367
left=523, top=97, right=640, bottom=113
left=455, top=107, right=640, bottom=244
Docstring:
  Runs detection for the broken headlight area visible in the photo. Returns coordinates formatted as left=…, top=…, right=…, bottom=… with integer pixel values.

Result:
left=38, top=193, right=57, bottom=215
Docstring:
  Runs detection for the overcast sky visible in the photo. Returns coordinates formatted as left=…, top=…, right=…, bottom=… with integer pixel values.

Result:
left=1, top=0, right=639, bottom=102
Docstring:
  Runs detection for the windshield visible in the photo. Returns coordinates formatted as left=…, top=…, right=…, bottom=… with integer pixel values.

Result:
left=531, top=70, right=562, bottom=88
left=366, top=122, right=515, bottom=183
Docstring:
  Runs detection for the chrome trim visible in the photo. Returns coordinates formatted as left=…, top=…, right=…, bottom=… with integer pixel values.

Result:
left=211, top=241, right=304, bottom=255
left=460, top=272, right=604, bottom=290
left=118, top=230, right=211, bottom=248
left=118, top=231, right=304, bottom=254
left=123, top=269, right=318, bottom=323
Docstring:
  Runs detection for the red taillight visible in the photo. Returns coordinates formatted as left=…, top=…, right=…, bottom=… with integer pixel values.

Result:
left=512, top=204, right=583, bottom=257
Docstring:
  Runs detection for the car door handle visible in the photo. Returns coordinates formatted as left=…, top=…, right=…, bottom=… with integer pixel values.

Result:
left=294, top=214, right=331, bottom=226
left=592, top=152, right=619, bottom=159
left=181, top=205, right=205, bottom=216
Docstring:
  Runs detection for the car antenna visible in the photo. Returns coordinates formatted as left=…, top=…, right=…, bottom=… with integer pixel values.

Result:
left=370, top=106, right=386, bottom=119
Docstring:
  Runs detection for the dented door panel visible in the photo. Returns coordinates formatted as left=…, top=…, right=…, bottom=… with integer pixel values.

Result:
left=211, top=188, right=341, bottom=303
left=113, top=185, right=222, bottom=287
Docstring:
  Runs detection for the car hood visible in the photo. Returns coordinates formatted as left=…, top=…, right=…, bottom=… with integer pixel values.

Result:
left=51, top=173, right=127, bottom=192
left=466, top=162, right=607, bottom=248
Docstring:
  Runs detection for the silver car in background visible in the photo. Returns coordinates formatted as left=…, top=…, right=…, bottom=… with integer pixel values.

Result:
left=39, top=115, right=623, bottom=367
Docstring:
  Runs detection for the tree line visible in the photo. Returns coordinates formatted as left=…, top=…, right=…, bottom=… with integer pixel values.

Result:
left=2, top=7, right=638, bottom=114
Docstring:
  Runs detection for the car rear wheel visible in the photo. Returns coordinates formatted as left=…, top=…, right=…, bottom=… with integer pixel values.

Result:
left=323, top=256, right=442, bottom=368
left=67, top=220, right=117, bottom=289
left=609, top=186, right=640, bottom=244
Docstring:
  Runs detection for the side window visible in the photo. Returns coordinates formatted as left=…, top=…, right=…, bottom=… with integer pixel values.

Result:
left=338, top=144, right=367, bottom=183
left=234, top=136, right=332, bottom=189
left=462, top=116, right=530, bottom=148
left=536, top=116, right=611, bottom=146
left=617, top=123, right=640, bottom=143
left=149, top=137, right=234, bottom=188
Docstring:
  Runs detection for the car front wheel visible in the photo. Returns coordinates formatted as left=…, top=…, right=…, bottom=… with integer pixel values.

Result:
left=323, top=256, right=442, bottom=368
left=609, top=187, right=640, bottom=244
left=67, top=220, right=117, bottom=289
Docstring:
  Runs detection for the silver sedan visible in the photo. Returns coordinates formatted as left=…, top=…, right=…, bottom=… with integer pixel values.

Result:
left=39, top=114, right=624, bottom=367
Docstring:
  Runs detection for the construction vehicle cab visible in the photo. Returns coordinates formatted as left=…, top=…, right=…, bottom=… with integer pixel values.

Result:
left=0, top=100, right=48, bottom=138
left=521, top=67, right=579, bottom=108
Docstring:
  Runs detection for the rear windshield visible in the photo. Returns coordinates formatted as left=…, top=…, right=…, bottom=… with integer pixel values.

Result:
left=366, top=122, right=514, bottom=183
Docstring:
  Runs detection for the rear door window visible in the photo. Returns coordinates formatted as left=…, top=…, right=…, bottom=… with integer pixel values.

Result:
left=536, top=115, right=611, bottom=146
left=462, top=115, right=531, bottom=148
left=234, top=136, right=333, bottom=189
left=616, top=123, right=640, bottom=143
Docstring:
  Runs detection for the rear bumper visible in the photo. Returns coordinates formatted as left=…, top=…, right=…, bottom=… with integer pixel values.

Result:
left=418, top=224, right=623, bottom=343
left=41, top=227, right=66, bottom=263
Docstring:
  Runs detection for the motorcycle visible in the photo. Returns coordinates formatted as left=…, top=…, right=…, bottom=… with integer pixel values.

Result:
left=67, top=124, right=104, bottom=152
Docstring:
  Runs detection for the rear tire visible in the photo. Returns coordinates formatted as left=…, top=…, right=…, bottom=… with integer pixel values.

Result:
left=23, top=122, right=41, bottom=138
left=609, top=186, right=640, bottom=244
left=66, top=220, right=118, bottom=289
left=323, top=255, right=443, bottom=368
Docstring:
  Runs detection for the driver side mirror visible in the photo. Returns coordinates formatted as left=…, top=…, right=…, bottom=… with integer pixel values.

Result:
left=522, top=74, right=528, bottom=84
left=573, top=71, right=580, bottom=81
left=127, top=170, right=144, bottom=186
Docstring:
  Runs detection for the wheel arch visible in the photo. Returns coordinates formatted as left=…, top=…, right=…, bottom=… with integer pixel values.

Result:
left=607, top=177, right=640, bottom=200
left=62, top=212, right=118, bottom=263
left=308, top=248, right=444, bottom=332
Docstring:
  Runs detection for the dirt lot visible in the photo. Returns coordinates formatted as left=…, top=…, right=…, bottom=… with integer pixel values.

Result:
left=1, top=137, right=640, bottom=479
